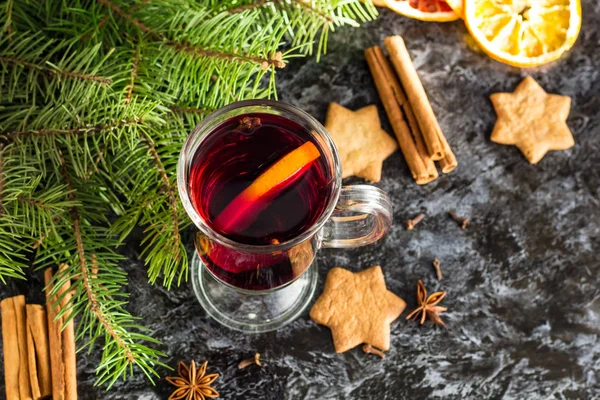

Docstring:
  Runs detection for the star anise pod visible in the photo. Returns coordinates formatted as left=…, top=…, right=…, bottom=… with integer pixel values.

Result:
left=166, top=360, right=219, bottom=400
left=405, top=280, right=447, bottom=326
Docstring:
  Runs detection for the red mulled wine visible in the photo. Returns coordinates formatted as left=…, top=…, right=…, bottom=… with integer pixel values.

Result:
left=188, top=113, right=333, bottom=290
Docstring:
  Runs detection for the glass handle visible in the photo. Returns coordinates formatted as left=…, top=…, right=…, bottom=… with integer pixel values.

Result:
left=319, top=185, right=393, bottom=249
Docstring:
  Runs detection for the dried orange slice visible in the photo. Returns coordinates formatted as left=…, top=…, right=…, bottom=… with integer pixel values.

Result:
left=385, top=0, right=460, bottom=22
left=213, top=142, right=321, bottom=234
left=464, top=0, right=582, bottom=67
left=445, top=0, right=463, bottom=18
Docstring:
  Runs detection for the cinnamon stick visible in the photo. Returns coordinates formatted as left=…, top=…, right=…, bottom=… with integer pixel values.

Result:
left=57, top=265, right=77, bottom=400
left=438, top=132, right=458, bottom=173
left=45, top=269, right=65, bottom=400
left=26, top=323, right=39, bottom=399
left=365, top=46, right=437, bottom=185
left=384, top=36, right=446, bottom=161
left=44, top=267, right=77, bottom=400
left=14, top=296, right=34, bottom=400
left=2, top=297, right=22, bottom=399
left=401, top=90, right=440, bottom=179
left=26, top=304, right=52, bottom=399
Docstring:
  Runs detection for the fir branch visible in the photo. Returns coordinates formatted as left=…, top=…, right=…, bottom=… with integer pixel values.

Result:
left=138, top=130, right=185, bottom=286
left=79, top=252, right=136, bottom=365
left=97, top=0, right=286, bottom=69
left=289, top=0, right=335, bottom=23
left=0, top=55, right=112, bottom=84
left=0, top=143, right=36, bottom=280
left=124, top=47, right=139, bottom=105
left=229, top=0, right=334, bottom=23
left=52, top=149, right=165, bottom=386
left=18, top=196, right=52, bottom=210
left=0, top=0, right=374, bottom=388
left=0, top=34, right=123, bottom=105
left=219, top=0, right=377, bottom=58
left=13, top=186, right=73, bottom=236
left=86, top=147, right=106, bottom=179
left=130, top=0, right=154, bottom=12
left=0, top=144, right=5, bottom=215
left=140, top=131, right=180, bottom=265
left=5, top=119, right=143, bottom=138
left=57, top=150, right=75, bottom=201
left=97, top=0, right=152, bottom=33
left=169, top=105, right=214, bottom=115
left=93, top=0, right=153, bottom=35
left=3, top=0, right=14, bottom=35
left=167, top=41, right=286, bottom=69
left=33, top=214, right=64, bottom=249
left=0, top=219, right=27, bottom=282
left=228, top=0, right=276, bottom=14
left=95, top=14, right=110, bottom=32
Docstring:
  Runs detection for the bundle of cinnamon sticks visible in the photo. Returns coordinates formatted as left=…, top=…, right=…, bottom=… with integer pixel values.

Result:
left=1, top=268, right=77, bottom=400
left=366, top=36, right=457, bottom=185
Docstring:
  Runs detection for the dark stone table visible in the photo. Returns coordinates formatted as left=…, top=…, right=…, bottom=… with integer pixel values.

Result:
left=2, top=4, right=600, bottom=399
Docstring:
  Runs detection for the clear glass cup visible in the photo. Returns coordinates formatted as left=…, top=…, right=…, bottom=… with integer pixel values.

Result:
left=177, top=100, right=393, bottom=332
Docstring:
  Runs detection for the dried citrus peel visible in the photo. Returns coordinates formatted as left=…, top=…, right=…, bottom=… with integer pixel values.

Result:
left=213, top=141, right=321, bottom=234
left=464, top=0, right=581, bottom=67
left=385, top=0, right=459, bottom=22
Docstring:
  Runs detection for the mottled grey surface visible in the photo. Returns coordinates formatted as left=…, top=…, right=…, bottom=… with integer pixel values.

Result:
left=2, top=4, right=600, bottom=400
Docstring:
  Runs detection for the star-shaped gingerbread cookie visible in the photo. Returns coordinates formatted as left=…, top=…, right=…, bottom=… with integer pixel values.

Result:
left=490, top=76, right=574, bottom=164
left=324, top=103, right=398, bottom=182
left=310, top=266, right=406, bottom=353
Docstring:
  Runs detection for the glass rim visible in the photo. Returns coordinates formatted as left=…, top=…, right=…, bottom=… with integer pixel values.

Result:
left=177, top=99, right=342, bottom=254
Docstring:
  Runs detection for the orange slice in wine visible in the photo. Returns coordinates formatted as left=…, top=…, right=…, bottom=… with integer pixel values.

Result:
left=213, top=141, right=321, bottom=235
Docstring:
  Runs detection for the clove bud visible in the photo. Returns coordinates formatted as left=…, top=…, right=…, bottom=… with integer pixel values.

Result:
left=237, top=117, right=262, bottom=133
left=405, top=213, right=425, bottom=230
left=432, top=258, right=442, bottom=280
left=238, top=353, right=262, bottom=369
left=448, top=210, right=468, bottom=230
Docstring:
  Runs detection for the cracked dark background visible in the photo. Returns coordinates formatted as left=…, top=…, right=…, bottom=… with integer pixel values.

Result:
left=1, top=3, right=600, bottom=399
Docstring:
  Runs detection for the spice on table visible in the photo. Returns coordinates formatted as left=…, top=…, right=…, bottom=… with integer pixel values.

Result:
left=1, top=298, right=20, bottom=400
left=26, top=304, right=52, bottom=399
left=432, top=259, right=442, bottom=280
left=384, top=35, right=457, bottom=172
left=448, top=210, right=468, bottom=230
left=1, top=295, right=33, bottom=400
left=405, top=213, right=425, bottom=230
left=362, top=344, right=386, bottom=359
left=365, top=36, right=457, bottom=185
left=406, top=280, right=447, bottom=327
left=365, top=46, right=437, bottom=185
left=166, top=360, right=219, bottom=400
left=57, top=265, right=76, bottom=400
left=238, top=352, right=262, bottom=369
left=45, top=267, right=78, bottom=400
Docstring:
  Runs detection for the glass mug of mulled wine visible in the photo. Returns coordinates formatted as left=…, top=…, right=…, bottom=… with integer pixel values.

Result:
left=177, top=100, right=393, bottom=332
